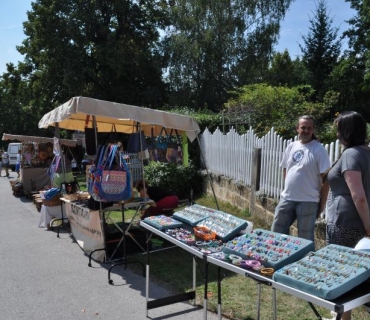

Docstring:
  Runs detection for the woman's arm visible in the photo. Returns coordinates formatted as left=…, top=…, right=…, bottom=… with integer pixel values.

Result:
left=344, top=170, right=370, bottom=236
left=318, top=175, right=329, bottom=218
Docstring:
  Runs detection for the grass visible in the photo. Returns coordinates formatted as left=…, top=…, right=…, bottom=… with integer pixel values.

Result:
left=75, top=174, right=370, bottom=319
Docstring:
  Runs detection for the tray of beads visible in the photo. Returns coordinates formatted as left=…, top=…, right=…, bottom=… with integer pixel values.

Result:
left=273, top=244, right=370, bottom=300
left=173, top=204, right=210, bottom=226
left=196, top=211, right=251, bottom=242
left=143, top=215, right=184, bottom=230
left=222, top=229, right=315, bottom=270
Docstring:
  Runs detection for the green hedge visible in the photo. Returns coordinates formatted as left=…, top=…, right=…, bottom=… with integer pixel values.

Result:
left=143, top=161, right=202, bottom=200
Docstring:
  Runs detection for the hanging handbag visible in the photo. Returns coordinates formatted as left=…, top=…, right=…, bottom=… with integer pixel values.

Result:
left=88, top=145, right=107, bottom=201
left=47, top=155, right=60, bottom=181
left=148, top=127, right=158, bottom=162
left=166, top=129, right=182, bottom=164
left=108, top=124, right=119, bottom=143
left=155, top=127, right=168, bottom=150
left=154, top=127, right=168, bottom=162
left=93, top=145, right=132, bottom=202
left=48, top=155, right=75, bottom=187
left=127, top=131, right=148, bottom=153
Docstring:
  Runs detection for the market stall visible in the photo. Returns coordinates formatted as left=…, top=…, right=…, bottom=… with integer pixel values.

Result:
left=37, top=96, right=201, bottom=262
left=38, top=96, right=200, bottom=141
left=2, top=134, right=78, bottom=193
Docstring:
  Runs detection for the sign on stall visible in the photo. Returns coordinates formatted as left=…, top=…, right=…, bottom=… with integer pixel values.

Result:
left=64, top=201, right=105, bottom=262
left=72, top=132, right=86, bottom=148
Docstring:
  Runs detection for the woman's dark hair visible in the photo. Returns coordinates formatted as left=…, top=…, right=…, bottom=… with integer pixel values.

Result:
left=335, top=111, right=367, bottom=148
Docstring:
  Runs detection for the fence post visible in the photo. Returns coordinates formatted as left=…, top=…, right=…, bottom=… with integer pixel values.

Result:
left=249, top=147, right=261, bottom=214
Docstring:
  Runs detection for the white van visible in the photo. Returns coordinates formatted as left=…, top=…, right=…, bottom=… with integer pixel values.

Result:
left=7, top=142, right=22, bottom=171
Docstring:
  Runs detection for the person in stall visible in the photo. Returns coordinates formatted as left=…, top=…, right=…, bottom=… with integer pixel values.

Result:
left=135, top=180, right=179, bottom=220
left=23, top=143, right=35, bottom=167
left=15, top=150, right=21, bottom=178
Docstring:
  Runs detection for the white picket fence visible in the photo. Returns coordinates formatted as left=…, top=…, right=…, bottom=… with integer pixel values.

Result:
left=200, top=127, right=341, bottom=199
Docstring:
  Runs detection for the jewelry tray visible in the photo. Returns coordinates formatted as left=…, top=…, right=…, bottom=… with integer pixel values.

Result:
left=195, top=210, right=250, bottom=242
left=273, top=244, right=370, bottom=300
left=222, top=229, right=315, bottom=270
left=143, top=215, right=184, bottom=230
left=173, top=204, right=210, bottom=226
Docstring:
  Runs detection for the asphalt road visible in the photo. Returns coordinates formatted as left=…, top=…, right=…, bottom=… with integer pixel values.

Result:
left=0, top=172, right=224, bottom=320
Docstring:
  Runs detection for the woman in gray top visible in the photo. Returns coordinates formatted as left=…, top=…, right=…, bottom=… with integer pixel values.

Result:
left=326, top=111, right=370, bottom=247
left=325, top=111, right=370, bottom=320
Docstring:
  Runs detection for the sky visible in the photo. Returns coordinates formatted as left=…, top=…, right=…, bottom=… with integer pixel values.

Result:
left=0, top=0, right=356, bottom=75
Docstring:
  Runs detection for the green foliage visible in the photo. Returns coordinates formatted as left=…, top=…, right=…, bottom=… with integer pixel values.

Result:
left=299, top=0, right=341, bottom=101
left=143, top=161, right=202, bottom=199
left=225, top=83, right=335, bottom=139
left=167, top=106, right=222, bottom=132
left=17, top=0, right=167, bottom=110
left=267, top=51, right=310, bottom=87
left=163, top=0, right=293, bottom=111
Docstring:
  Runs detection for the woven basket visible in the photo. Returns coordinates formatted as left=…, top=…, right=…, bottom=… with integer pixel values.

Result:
left=40, top=191, right=61, bottom=207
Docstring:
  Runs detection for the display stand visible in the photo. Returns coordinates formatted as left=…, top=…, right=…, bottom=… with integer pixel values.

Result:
left=140, top=221, right=275, bottom=320
left=140, top=219, right=370, bottom=320
left=50, top=199, right=71, bottom=237
left=85, top=199, right=153, bottom=277
left=104, top=200, right=155, bottom=282
left=141, top=221, right=205, bottom=319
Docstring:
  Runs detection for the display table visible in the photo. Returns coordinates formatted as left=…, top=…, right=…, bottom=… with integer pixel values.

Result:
left=37, top=204, right=66, bottom=228
left=139, top=220, right=370, bottom=320
left=21, top=167, right=51, bottom=193
left=140, top=221, right=209, bottom=319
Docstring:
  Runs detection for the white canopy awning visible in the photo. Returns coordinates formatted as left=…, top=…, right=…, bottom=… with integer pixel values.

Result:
left=38, top=96, right=200, bottom=141
left=2, top=133, right=78, bottom=147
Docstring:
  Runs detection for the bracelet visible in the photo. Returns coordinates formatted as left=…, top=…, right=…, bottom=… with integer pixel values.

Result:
left=260, top=268, right=275, bottom=276
left=229, top=254, right=242, bottom=261
left=240, top=260, right=261, bottom=269
left=229, top=254, right=242, bottom=265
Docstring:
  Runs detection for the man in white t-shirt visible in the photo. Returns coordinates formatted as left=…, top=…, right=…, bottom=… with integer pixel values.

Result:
left=271, top=115, right=331, bottom=242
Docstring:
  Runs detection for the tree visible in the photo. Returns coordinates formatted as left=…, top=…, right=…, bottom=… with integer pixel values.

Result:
left=0, top=63, right=46, bottom=142
left=225, top=83, right=334, bottom=139
left=162, top=0, right=293, bottom=111
left=299, top=0, right=341, bottom=101
left=333, top=0, right=370, bottom=120
left=266, top=50, right=309, bottom=87
left=16, top=0, right=168, bottom=115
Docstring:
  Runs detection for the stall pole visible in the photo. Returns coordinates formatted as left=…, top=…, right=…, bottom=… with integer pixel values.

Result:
left=257, top=283, right=262, bottom=320
left=193, top=257, right=197, bottom=306
left=217, top=267, right=222, bottom=320
left=272, top=288, right=277, bottom=320
left=146, top=231, right=151, bottom=317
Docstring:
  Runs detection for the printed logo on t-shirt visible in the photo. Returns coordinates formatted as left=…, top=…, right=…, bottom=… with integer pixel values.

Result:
left=292, top=150, right=304, bottom=163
